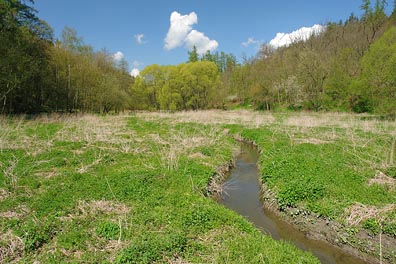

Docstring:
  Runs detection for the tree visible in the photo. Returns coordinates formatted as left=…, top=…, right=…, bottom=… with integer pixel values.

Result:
left=0, top=0, right=54, bottom=113
left=188, top=46, right=199, bottom=62
left=359, top=26, right=396, bottom=115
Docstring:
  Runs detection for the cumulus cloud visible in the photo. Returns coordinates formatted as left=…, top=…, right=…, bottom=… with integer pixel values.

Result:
left=130, top=68, right=140, bottom=77
left=242, top=37, right=260, bottom=48
left=164, top=11, right=197, bottom=50
left=269, top=24, right=324, bottom=48
left=134, top=34, right=146, bottom=45
left=112, top=51, right=124, bottom=61
left=185, top=30, right=218, bottom=54
left=164, top=11, right=218, bottom=54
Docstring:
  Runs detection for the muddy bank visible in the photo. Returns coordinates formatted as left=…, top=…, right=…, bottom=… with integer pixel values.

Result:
left=261, top=184, right=395, bottom=264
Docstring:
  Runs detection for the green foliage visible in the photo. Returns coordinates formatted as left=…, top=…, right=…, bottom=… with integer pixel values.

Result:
left=237, top=124, right=396, bottom=222
left=0, top=115, right=319, bottom=262
left=116, top=233, right=187, bottom=264
left=363, top=218, right=380, bottom=235
left=0, top=1, right=133, bottom=114
left=95, top=222, right=120, bottom=240
left=363, top=219, right=396, bottom=237
left=0, top=0, right=54, bottom=113
left=19, top=218, right=58, bottom=251
left=133, top=61, right=220, bottom=110
left=57, top=229, right=90, bottom=250
left=277, top=178, right=325, bottom=209
left=187, top=45, right=199, bottom=62
left=383, top=222, right=396, bottom=237
left=359, top=26, right=396, bottom=116
left=224, top=1, right=395, bottom=115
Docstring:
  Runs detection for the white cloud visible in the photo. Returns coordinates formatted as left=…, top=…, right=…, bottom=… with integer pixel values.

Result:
left=130, top=68, right=140, bottom=77
left=134, top=34, right=146, bottom=45
left=185, top=30, right=218, bottom=54
left=269, top=24, right=324, bottom=48
left=242, top=37, right=260, bottom=47
left=112, top=51, right=124, bottom=61
left=164, top=11, right=197, bottom=50
left=164, top=11, right=218, bottom=54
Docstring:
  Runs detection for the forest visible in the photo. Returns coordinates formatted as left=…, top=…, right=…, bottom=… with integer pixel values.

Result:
left=1, top=0, right=396, bottom=116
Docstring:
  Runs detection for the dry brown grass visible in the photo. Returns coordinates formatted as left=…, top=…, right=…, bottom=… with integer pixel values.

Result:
left=0, top=211, right=22, bottom=219
left=138, top=110, right=275, bottom=127
left=0, top=230, right=24, bottom=263
left=75, top=200, right=130, bottom=216
left=0, top=188, right=10, bottom=201
left=146, top=124, right=235, bottom=171
left=292, top=137, right=331, bottom=145
left=368, top=171, right=395, bottom=190
left=284, top=112, right=396, bottom=134
left=59, top=200, right=130, bottom=222
left=34, top=168, right=58, bottom=179
left=344, top=203, right=395, bottom=226
left=54, top=114, right=132, bottom=144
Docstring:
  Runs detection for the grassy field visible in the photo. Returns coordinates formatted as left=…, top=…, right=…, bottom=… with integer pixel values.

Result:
left=139, top=111, right=396, bottom=262
left=0, top=112, right=319, bottom=263
left=234, top=113, right=396, bottom=230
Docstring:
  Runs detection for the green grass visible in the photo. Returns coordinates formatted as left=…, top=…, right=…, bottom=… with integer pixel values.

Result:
left=226, top=112, right=396, bottom=237
left=0, top=114, right=318, bottom=263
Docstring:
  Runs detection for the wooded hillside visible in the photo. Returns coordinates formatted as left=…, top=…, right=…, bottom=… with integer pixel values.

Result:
left=1, top=0, right=396, bottom=116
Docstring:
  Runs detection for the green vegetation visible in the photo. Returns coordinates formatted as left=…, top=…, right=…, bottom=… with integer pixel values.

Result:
left=2, top=0, right=396, bottom=116
left=2, top=0, right=396, bottom=261
left=223, top=111, right=396, bottom=261
left=1, top=1, right=132, bottom=114
left=131, top=61, right=221, bottom=111
left=227, top=112, right=396, bottom=218
left=0, top=113, right=319, bottom=263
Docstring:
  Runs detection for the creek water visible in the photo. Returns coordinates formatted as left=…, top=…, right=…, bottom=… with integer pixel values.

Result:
left=218, top=142, right=368, bottom=264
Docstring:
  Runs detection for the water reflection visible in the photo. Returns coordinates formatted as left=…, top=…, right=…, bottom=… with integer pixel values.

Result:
left=219, top=142, right=368, bottom=264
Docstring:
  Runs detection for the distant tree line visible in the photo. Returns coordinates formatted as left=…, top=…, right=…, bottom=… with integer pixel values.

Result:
left=225, top=0, right=396, bottom=116
left=1, top=0, right=396, bottom=116
left=0, top=0, right=133, bottom=114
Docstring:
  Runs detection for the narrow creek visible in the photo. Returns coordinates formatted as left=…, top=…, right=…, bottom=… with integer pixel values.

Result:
left=218, top=142, right=368, bottom=264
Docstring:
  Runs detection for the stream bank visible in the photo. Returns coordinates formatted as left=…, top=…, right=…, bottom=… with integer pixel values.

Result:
left=211, top=141, right=390, bottom=264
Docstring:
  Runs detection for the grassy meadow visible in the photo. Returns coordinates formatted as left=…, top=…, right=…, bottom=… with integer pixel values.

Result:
left=0, top=110, right=395, bottom=263
left=0, top=112, right=318, bottom=263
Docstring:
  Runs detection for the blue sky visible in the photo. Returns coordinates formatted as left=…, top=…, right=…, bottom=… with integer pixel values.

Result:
left=34, top=0, right=392, bottom=74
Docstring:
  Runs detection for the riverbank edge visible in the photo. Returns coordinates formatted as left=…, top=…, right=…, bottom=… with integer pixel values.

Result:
left=236, top=136, right=395, bottom=264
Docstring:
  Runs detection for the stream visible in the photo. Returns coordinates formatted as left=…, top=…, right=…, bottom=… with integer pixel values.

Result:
left=218, top=142, right=368, bottom=264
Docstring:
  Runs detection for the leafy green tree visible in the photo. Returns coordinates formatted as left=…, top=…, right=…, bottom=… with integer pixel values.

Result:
left=0, top=0, right=53, bottom=113
left=359, top=26, right=396, bottom=115
left=188, top=46, right=199, bottom=62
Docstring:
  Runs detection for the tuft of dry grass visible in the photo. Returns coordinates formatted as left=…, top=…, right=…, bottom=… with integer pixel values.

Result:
left=0, top=189, right=10, bottom=201
left=2, top=155, right=20, bottom=190
left=54, top=114, right=132, bottom=144
left=0, top=230, right=24, bottom=263
left=344, top=203, right=395, bottom=226
left=284, top=112, right=396, bottom=134
left=368, top=171, right=395, bottom=190
left=138, top=110, right=275, bottom=127
left=292, top=137, right=331, bottom=145
left=75, top=200, right=130, bottom=217
left=60, top=200, right=131, bottom=222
